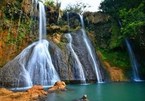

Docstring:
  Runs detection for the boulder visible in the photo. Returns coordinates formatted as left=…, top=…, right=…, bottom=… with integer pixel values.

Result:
left=48, top=81, right=66, bottom=92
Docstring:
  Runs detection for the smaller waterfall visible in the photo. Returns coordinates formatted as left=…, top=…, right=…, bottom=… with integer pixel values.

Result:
left=79, top=14, right=103, bottom=83
left=65, top=33, right=86, bottom=83
left=79, top=14, right=85, bottom=29
left=125, top=39, right=141, bottom=82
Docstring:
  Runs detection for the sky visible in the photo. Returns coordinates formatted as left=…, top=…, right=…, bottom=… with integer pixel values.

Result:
left=59, top=0, right=103, bottom=12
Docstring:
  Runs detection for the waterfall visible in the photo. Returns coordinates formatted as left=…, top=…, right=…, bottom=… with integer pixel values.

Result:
left=26, top=0, right=60, bottom=85
left=79, top=14, right=85, bottom=29
left=125, top=39, right=141, bottom=82
left=79, top=14, right=103, bottom=83
left=38, top=1, right=46, bottom=41
left=0, top=0, right=60, bottom=88
left=67, top=12, right=70, bottom=31
left=65, top=33, right=86, bottom=83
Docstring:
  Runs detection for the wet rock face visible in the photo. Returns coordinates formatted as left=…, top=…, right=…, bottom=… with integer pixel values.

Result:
left=0, top=59, right=32, bottom=87
left=0, top=40, right=60, bottom=88
left=49, top=41, right=69, bottom=80
left=0, top=42, right=33, bottom=87
left=0, top=29, right=103, bottom=87
left=49, top=30, right=101, bottom=82
left=70, top=30, right=97, bottom=80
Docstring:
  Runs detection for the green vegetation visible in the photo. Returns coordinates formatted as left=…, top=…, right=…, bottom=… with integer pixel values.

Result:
left=100, top=0, right=145, bottom=45
left=100, top=49, right=130, bottom=70
left=109, top=20, right=122, bottom=49
left=99, top=0, right=145, bottom=77
left=119, top=3, right=145, bottom=38
left=1, top=0, right=32, bottom=45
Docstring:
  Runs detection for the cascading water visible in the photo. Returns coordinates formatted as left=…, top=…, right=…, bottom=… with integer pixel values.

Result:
left=65, top=33, right=86, bottom=83
left=0, top=0, right=60, bottom=88
left=125, top=39, right=141, bottom=82
left=38, top=1, right=46, bottom=41
left=24, top=0, right=60, bottom=85
left=67, top=12, right=70, bottom=31
left=79, top=14, right=103, bottom=83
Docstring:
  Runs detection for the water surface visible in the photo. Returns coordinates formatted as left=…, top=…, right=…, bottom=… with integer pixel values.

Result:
left=47, top=82, right=145, bottom=101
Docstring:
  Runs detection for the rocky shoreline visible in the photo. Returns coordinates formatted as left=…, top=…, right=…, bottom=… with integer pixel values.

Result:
left=0, top=81, right=66, bottom=101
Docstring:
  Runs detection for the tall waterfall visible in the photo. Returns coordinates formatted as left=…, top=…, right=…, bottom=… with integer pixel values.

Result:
left=25, top=0, right=60, bottom=85
left=67, top=12, right=70, bottom=31
left=26, top=0, right=60, bottom=85
left=125, top=39, right=141, bottom=82
left=38, top=1, right=46, bottom=41
left=79, top=14, right=103, bottom=83
left=0, top=0, right=60, bottom=88
left=65, top=33, right=86, bottom=83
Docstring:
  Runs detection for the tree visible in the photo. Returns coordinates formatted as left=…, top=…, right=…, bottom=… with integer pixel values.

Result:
left=64, top=2, right=90, bottom=14
left=119, top=3, right=145, bottom=38
left=100, top=0, right=145, bottom=42
left=99, top=0, right=144, bottom=22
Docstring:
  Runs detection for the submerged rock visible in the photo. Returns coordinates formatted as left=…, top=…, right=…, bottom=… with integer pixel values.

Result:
left=80, top=95, right=89, bottom=101
left=73, top=94, right=89, bottom=101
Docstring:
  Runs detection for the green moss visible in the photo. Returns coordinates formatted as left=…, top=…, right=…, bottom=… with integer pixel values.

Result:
left=99, top=48, right=130, bottom=70
left=57, top=42, right=66, bottom=50
left=109, top=20, right=122, bottom=49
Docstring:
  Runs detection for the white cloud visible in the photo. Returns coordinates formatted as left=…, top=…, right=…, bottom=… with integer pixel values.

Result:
left=59, top=0, right=103, bottom=12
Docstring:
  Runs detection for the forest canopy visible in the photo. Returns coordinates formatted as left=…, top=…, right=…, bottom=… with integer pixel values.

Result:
left=100, top=0, right=145, bottom=43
